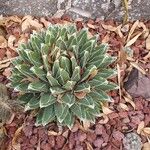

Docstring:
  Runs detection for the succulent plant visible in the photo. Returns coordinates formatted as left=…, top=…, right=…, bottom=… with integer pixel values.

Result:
left=10, top=24, right=118, bottom=129
left=0, top=83, right=22, bottom=124
left=123, top=132, right=142, bottom=150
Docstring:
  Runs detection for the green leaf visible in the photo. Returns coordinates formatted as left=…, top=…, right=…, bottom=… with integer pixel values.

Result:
left=42, top=55, right=49, bottom=71
left=56, top=37, right=67, bottom=50
left=62, top=93, right=75, bottom=107
left=35, top=110, right=43, bottom=126
left=88, top=54, right=116, bottom=69
left=63, top=81, right=76, bottom=90
left=42, top=105, right=55, bottom=126
left=30, top=35, right=41, bottom=51
left=88, top=105, right=101, bottom=117
left=18, top=93, right=34, bottom=104
left=70, top=56, right=78, bottom=71
left=55, top=103, right=69, bottom=123
left=47, top=72, right=60, bottom=86
left=77, top=28, right=88, bottom=47
left=11, top=57, right=22, bottom=66
left=67, top=25, right=77, bottom=34
left=50, top=87, right=65, bottom=96
left=80, top=50, right=90, bottom=68
left=40, top=93, right=56, bottom=108
left=72, top=45, right=79, bottom=59
left=68, top=35, right=77, bottom=49
left=89, top=90, right=111, bottom=102
left=74, top=83, right=91, bottom=93
left=96, top=82, right=119, bottom=91
left=81, top=65, right=97, bottom=82
left=71, top=66, right=81, bottom=82
left=98, top=68, right=117, bottom=78
left=14, top=82, right=29, bottom=92
left=78, top=95, right=95, bottom=109
left=89, top=76, right=108, bottom=88
left=59, top=56, right=71, bottom=75
left=41, top=43, right=50, bottom=55
left=25, top=95, right=40, bottom=111
left=56, top=67, right=70, bottom=85
left=52, top=60, right=60, bottom=77
left=63, top=111, right=74, bottom=129
left=28, top=81, right=49, bottom=92
left=71, top=103, right=86, bottom=120
left=15, top=64, right=34, bottom=78
left=30, top=66, right=47, bottom=81
left=85, top=111, right=95, bottom=123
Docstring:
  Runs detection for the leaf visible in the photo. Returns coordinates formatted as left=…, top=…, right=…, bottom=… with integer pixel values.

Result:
left=8, top=35, right=16, bottom=51
left=81, top=65, right=97, bottom=82
left=71, top=66, right=81, bottom=82
left=98, top=114, right=109, bottom=124
left=63, top=111, right=74, bottom=129
left=80, top=50, right=90, bottom=68
left=74, top=83, right=91, bottom=93
left=125, top=32, right=143, bottom=47
left=0, top=35, right=7, bottom=48
left=74, top=91, right=87, bottom=99
left=137, top=121, right=145, bottom=134
left=97, top=82, right=119, bottom=91
left=101, top=104, right=113, bottom=115
left=126, top=20, right=139, bottom=42
left=146, top=34, right=150, bottom=50
left=71, top=103, right=86, bottom=120
left=18, top=93, right=34, bottom=104
left=35, top=110, right=43, bottom=126
left=101, top=23, right=117, bottom=32
left=25, top=95, right=40, bottom=111
left=42, top=105, right=55, bottom=126
left=62, top=93, right=75, bottom=107
left=143, top=142, right=150, bottom=150
left=28, top=81, right=49, bottom=92
left=78, top=95, right=95, bottom=109
left=30, top=66, right=47, bottom=81
left=39, top=93, right=56, bottom=108
left=50, top=87, right=65, bottom=96
left=47, top=72, right=60, bottom=86
left=21, top=15, right=43, bottom=32
left=143, top=128, right=150, bottom=135
left=130, top=62, right=146, bottom=75
left=55, top=103, right=69, bottom=123
left=119, top=103, right=129, bottom=111
left=123, top=95, right=135, bottom=110
left=12, top=125, right=23, bottom=150
left=77, top=28, right=88, bottom=46
left=63, top=80, right=76, bottom=90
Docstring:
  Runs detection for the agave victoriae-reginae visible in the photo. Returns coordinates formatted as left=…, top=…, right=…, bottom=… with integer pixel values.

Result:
left=10, top=24, right=118, bottom=129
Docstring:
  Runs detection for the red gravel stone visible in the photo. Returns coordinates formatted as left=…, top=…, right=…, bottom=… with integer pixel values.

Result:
left=55, top=135, right=66, bottom=149
left=108, top=112, right=119, bottom=119
left=93, top=138, right=104, bottom=148
left=78, top=131, right=87, bottom=142
left=112, top=131, right=124, bottom=141
left=69, top=133, right=76, bottom=149
left=48, top=136, right=55, bottom=147
left=29, top=135, right=38, bottom=145
left=86, top=132, right=96, bottom=143
left=95, top=124, right=103, bottom=135
left=118, top=111, right=128, bottom=118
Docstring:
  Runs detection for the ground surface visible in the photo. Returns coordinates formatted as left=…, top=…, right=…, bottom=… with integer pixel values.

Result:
left=0, top=15, right=150, bottom=150
left=0, top=0, right=150, bottom=20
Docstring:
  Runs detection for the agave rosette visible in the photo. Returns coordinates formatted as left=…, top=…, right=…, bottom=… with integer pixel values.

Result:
left=10, top=24, right=118, bottom=129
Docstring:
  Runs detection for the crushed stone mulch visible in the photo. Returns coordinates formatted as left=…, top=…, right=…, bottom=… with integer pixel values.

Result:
left=0, top=15, right=150, bottom=150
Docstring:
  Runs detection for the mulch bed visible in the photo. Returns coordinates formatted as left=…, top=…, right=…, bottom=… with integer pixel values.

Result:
left=0, top=15, right=150, bottom=150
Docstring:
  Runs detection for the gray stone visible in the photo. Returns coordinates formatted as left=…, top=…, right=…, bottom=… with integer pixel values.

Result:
left=0, top=0, right=150, bottom=20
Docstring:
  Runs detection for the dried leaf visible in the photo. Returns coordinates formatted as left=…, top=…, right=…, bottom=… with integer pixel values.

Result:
left=146, top=34, right=150, bottom=50
left=2, top=68, right=12, bottom=78
left=130, top=62, right=146, bottom=75
left=143, top=128, right=150, bottom=135
left=12, top=126, right=23, bottom=150
left=98, top=114, right=109, bottom=124
left=87, top=23, right=96, bottom=29
left=125, top=32, right=143, bottom=47
left=48, top=130, right=59, bottom=136
left=0, top=62, right=10, bottom=70
left=121, top=24, right=129, bottom=33
left=116, top=24, right=124, bottom=38
left=138, top=22, right=147, bottom=32
left=101, top=23, right=117, bottom=32
left=101, top=104, right=113, bottom=115
left=22, top=15, right=43, bottom=32
left=143, top=142, right=150, bottom=150
left=119, top=103, right=129, bottom=111
left=137, top=121, right=145, bottom=134
left=123, top=95, right=135, bottom=110
left=126, top=20, right=139, bottom=42
left=85, top=141, right=93, bottom=150
left=8, top=35, right=16, bottom=51
left=144, top=51, right=150, bottom=60
left=83, top=120, right=91, bottom=131
left=40, top=17, right=51, bottom=28
left=117, top=64, right=122, bottom=100
left=102, top=34, right=110, bottom=43
left=62, top=130, right=69, bottom=138
left=74, top=92, right=87, bottom=99
left=0, top=36, right=7, bottom=48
